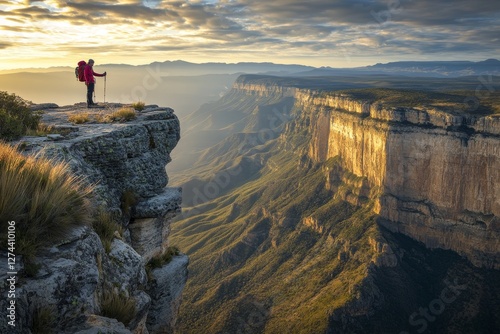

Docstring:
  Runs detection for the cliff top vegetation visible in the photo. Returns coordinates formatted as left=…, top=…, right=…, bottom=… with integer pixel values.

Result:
left=0, top=91, right=41, bottom=140
left=336, top=88, right=500, bottom=115
left=236, top=74, right=500, bottom=116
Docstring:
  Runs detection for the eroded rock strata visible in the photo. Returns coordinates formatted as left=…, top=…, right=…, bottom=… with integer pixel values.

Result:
left=236, top=78, right=500, bottom=268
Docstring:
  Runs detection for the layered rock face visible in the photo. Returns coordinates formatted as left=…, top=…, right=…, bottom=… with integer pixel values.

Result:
left=0, top=104, right=187, bottom=333
left=235, top=80, right=500, bottom=268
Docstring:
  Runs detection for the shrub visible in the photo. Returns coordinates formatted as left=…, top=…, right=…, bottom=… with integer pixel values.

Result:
left=131, top=101, right=146, bottom=111
left=68, top=112, right=90, bottom=124
left=106, top=107, right=136, bottom=122
left=0, top=91, right=40, bottom=140
left=93, top=210, right=123, bottom=253
left=100, top=289, right=136, bottom=326
left=0, top=142, right=93, bottom=263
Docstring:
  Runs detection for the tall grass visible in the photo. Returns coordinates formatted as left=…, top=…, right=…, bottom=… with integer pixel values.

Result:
left=93, top=210, right=124, bottom=253
left=0, top=142, right=93, bottom=262
left=100, top=289, right=136, bottom=326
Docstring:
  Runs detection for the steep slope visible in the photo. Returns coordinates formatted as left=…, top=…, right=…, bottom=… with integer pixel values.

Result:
left=171, top=75, right=500, bottom=333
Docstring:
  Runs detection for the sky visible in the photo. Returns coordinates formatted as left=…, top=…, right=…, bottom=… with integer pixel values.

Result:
left=0, top=0, right=499, bottom=70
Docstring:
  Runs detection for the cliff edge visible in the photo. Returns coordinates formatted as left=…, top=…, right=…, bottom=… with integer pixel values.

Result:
left=234, top=77, right=500, bottom=269
left=0, top=103, right=187, bottom=333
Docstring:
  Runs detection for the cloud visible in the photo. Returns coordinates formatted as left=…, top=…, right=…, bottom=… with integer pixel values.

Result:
left=0, top=42, right=12, bottom=49
left=0, top=0, right=499, bottom=69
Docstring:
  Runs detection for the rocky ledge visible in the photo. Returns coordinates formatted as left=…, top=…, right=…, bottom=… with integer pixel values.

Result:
left=0, top=103, right=188, bottom=333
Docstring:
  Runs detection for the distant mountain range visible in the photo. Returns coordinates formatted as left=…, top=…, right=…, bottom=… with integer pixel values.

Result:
left=2, top=59, right=499, bottom=77
left=295, top=59, right=500, bottom=77
left=0, top=61, right=314, bottom=76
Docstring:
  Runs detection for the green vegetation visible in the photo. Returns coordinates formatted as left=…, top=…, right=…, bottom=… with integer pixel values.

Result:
left=0, top=91, right=41, bottom=140
left=331, top=87, right=499, bottom=115
left=100, top=289, right=135, bottom=326
left=0, top=142, right=93, bottom=270
left=25, top=123, right=72, bottom=137
left=236, top=74, right=500, bottom=116
left=131, top=101, right=146, bottom=111
left=173, top=75, right=500, bottom=333
left=93, top=210, right=123, bottom=253
left=172, top=129, right=380, bottom=333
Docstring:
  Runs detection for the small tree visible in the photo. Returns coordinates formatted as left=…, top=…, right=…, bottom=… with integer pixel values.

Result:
left=0, top=91, right=40, bottom=140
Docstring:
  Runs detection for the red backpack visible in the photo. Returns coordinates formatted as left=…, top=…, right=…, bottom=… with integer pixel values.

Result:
left=75, top=60, right=86, bottom=82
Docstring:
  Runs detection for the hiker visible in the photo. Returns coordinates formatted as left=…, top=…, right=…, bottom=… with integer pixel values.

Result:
left=84, top=59, right=106, bottom=107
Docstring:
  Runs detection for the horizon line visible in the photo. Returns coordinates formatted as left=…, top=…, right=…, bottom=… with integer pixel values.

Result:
left=1, top=58, right=498, bottom=73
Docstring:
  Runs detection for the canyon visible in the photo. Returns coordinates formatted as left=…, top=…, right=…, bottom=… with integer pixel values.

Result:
left=172, top=74, right=500, bottom=333
left=236, top=78, right=500, bottom=269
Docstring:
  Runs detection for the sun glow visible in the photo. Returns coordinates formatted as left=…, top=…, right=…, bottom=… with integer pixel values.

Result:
left=0, top=0, right=497, bottom=70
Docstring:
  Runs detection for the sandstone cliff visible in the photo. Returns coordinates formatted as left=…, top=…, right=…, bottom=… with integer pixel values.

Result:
left=234, top=78, right=500, bottom=269
left=0, top=103, right=187, bottom=333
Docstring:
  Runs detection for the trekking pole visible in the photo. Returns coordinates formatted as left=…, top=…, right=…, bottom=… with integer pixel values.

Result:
left=104, top=75, right=107, bottom=103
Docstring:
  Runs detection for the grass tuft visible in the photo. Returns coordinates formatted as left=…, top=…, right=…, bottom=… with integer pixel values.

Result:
left=25, top=123, right=71, bottom=137
left=92, top=210, right=123, bottom=253
left=31, top=306, right=55, bottom=334
left=131, top=101, right=146, bottom=111
left=146, top=246, right=180, bottom=279
left=0, top=142, right=93, bottom=264
left=68, top=112, right=90, bottom=124
left=100, top=289, right=136, bottom=326
left=106, top=107, right=137, bottom=122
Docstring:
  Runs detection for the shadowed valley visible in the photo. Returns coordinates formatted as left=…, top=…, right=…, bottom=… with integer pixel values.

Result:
left=170, top=74, right=500, bottom=333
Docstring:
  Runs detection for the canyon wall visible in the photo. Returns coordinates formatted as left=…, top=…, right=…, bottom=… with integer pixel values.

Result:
left=235, top=78, right=500, bottom=268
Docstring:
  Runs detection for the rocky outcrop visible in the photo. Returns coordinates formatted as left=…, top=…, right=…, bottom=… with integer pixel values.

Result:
left=147, top=254, right=189, bottom=333
left=234, top=79, right=500, bottom=269
left=0, top=104, right=188, bottom=333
